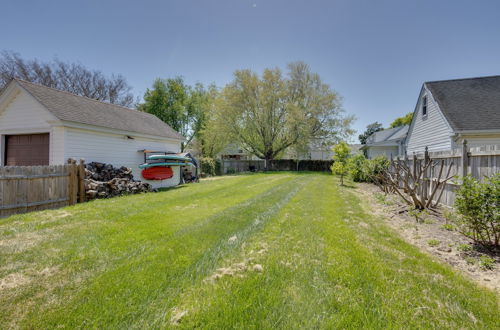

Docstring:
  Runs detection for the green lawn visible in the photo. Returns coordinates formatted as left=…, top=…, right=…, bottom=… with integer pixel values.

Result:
left=0, top=173, right=498, bottom=328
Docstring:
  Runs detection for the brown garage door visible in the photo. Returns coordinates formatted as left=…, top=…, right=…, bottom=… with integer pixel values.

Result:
left=5, top=134, right=50, bottom=166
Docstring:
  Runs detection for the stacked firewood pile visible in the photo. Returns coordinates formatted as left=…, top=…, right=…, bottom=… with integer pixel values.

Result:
left=84, top=162, right=153, bottom=199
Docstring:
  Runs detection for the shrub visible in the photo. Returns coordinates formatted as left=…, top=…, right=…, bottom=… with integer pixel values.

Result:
left=200, top=157, right=219, bottom=176
left=348, top=154, right=368, bottom=182
left=364, top=156, right=390, bottom=184
left=454, top=174, right=499, bottom=248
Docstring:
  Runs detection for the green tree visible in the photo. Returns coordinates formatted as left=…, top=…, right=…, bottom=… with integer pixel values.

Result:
left=139, top=77, right=212, bottom=151
left=215, top=61, right=354, bottom=168
left=389, top=112, right=413, bottom=128
left=197, top=86, right=228, bottom=158
left=331, top=141, right=351, bottom=185
left=358, top=122, right=383, bottom=144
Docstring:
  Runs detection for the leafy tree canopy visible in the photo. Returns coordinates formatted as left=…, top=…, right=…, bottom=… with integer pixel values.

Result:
left=331, top=141, right=351, bottom=185
left=139, top=77, right=215, bottom=151
left=389, top=112, right=413, bottom=128
left=358, top=122, right=383, bottom=144
left=214, top=61, right=354, bottom=165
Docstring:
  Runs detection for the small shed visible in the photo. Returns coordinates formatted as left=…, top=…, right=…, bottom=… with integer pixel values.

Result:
left=0, top=79, right=185, bottom=188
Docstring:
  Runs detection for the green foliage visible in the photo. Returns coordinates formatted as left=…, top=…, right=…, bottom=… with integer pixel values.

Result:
left=427, top=239, right=440, bottom=247
left=200, top=157, right=221, bottom=176
left=408, top=208, right=428, bottom=224
left=479, top=256, right=495, bottom=270
left=441, top=224, right=455, bottom=231
left=358, top=122, right=383, bottom=144
left=389, top=112, right=413, bottom=128
left=348, top=153, right=368, bottom=182
left=454, top=174, right=499, bottom=248
left=331, top=141, right=350, bottom=185
left=215, top=62, right=354, bottom=164
left=457, top=244, right=472, bottom=252
left=364, top=156, right=390, bottom=183
left=139, top=77, right=187, bottom=131
left=464, top=256, right=476, bottom=265
left=139, top=78, right=215, bottom=151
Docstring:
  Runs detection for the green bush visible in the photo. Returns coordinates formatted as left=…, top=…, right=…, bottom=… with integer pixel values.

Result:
left=348, top=154, right=368, bottom=182
left=200, top=157, right=220, bottom=176
left=364, top=156, right=390, bottom=183
left=454, top=174, right=499, bottom=248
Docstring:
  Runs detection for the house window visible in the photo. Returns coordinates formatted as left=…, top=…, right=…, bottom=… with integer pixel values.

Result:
left=422, top=96, right=428, bottom=117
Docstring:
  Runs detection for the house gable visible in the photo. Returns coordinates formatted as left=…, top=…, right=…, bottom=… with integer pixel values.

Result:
left=405, top=85, right=454, bottom=154
left=0, top=84, right=59, bottom=134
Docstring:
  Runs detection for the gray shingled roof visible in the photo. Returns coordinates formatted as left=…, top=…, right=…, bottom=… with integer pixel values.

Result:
left=14, top=79, right=184, bottom=140
left=366, top=125, right=408, bottom=145
left=425, top=75, right=500, bottom=132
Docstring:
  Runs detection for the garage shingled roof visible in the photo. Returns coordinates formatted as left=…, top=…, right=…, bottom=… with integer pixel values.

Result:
left=14, top=79, right=185, bottom=140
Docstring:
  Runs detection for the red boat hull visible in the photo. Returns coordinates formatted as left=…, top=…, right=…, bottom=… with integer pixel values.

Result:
left=141, top=166, right=173, bottom=180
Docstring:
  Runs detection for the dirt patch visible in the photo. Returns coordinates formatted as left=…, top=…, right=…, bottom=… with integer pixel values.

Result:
left=170, top=308, right=188, bottom=325
left=0, top=231, right=51, bottom=253
left=205, top=242, right=269, bottom=282
left=0, top=273, right=31, bottom=290
left=356, top=183, right=499, bottom=293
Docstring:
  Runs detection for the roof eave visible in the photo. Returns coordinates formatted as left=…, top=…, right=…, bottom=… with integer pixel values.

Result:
left=58, top=120, right=185, bottom=142
left=455, top=129, right=500, bottom=135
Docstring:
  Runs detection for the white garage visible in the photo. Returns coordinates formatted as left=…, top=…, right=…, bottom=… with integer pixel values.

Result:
left=0, top=79, right=185, bottom=188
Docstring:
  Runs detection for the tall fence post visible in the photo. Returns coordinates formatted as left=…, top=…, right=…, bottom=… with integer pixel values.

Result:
left=461, top=140, right=469, bottom=177
left=423, top=147, right=429, bottom=202
left=67, top=158, right=77, bottom=205
left=78, top=159, right=86, bottom=203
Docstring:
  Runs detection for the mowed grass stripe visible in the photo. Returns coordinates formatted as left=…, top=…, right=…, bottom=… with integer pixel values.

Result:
left=173, top=174, right=499, bottom=329
left=11, top=175, right=308, bottom=328
left=0, top=173, right=296, bottom=328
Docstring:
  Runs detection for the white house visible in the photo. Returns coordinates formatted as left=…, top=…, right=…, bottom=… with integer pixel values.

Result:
left=405, top=75, right=500, bottom=154
left=361, top=126, right=408, bottom=159
left=0, top=79, right=185, bottom=188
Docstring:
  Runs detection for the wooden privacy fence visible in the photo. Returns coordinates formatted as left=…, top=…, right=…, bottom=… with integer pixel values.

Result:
left=222, top=159, right=333, bottom=174
left=392, top=142, right=500, bottom=207
left=0, top=159, right=86, bottom=217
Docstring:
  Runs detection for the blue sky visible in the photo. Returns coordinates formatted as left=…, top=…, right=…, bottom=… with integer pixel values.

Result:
left=2, top=0, right=500, bottom=141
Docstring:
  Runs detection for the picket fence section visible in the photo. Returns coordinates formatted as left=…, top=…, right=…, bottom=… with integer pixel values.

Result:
left=0, top=159, right=86, bottom=217
left=392, top=142, right=500, bottom=207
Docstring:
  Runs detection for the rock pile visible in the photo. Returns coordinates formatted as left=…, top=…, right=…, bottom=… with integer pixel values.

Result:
left=84, top=162, right=153, bottom=199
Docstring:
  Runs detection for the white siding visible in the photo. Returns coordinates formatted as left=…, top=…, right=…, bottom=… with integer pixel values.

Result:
left=309, top=150, right=334, bottom=160
left=406, top=87, right=453, bottom=154
left=451, top=135, right=500, bottom=150
left=0, top=90, right=64, bottom=165
left=64, top=127, right=182, bottom=188
left=366, top=146, right=399, bottom=159
left=0, top=91, right=55, bottom=132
